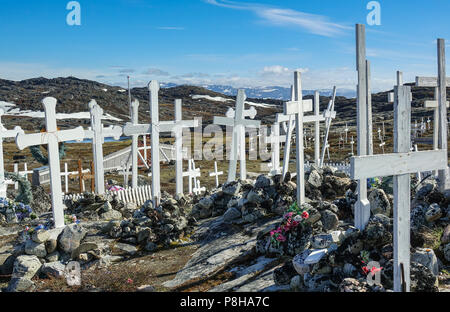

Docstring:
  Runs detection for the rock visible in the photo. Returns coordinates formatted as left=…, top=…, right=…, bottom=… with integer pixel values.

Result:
left=58, top=224, right=87, bottom=255
left=45, top=238, right=58, bottom=254
left=121, top=202, right=137, bottom=218
left=442, top=225, right=450, bottom=244
left=197, top=197, right=213, bottom=210
left=410, top=262, right=438, bottom=292
left=308, top=170, right=322, bottom=188
left=223, top=207, right=241, bottom=222
left=145, top=242, right=157, bottom=252
left=273, top=261, right=297, bottom=286
left=6, top=277, right=35, bottom=292
left=30, top=185, right=52, bottom=214
left=32, top=230, right=50, bottom=244
left=290, top=275, right=303, bottom=291
left=46, top=252, right=60, bottom=262
left=24, top=240, right=47, bottom=258
left=100, top=209, right=122, bottom=221
left=343, top=263, right=357, bottom=276
left=247, top=189, right=265, bottom=204
left=137, top=227, right=152, bottom=243
left=41, top=261, right=66, bottom=278
left=255, top=175, right=271, bottom=189
left=339, top=278, right=368, bottom=292
left=292, top=250, right=312, bottom=275
left=425, top=203, right=442, bottom=223
left=411, top=248, right=439, bottom=276
left=112, top=243, right=137, bottom=256
left=444, top=243, right=450, bottom=262
left=222, top=181, right=241, bottom=196
left=321, top=210, right=339, bottom=231
left=304, top=249, right=328, bottom=265
left=311, top=231, right=343, bottom=249
left=304, top=207, right=321, bottom=224
left=11, top=255, right=41, bottom=280
left=363, top=214, right=392, bottom=247
left=368, top=189, right=391, bottom=217
left=416, top=180, right=436, bottom=200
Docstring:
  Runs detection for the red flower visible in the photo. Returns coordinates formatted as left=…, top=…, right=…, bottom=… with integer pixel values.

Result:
left=302, top=211, right=309, bottom=219
left=362, top=266, right=370, bottom=275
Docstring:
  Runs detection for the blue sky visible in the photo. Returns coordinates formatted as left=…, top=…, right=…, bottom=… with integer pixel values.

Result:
left=0, top=0, right=448, bottom=91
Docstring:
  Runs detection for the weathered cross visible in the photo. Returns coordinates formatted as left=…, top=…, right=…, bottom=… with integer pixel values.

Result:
left=213, top=90, right=261, bottom=182
left=319, top=87, right=337, bottom=167
left=0, top=109, right=24, bottom=198
left=124, top=82, right=198, bottom=205
left=209, top=161, right=223, bottom=188
left=69, top=160, right=95, bottom=193
left=351, top=85, right=447, bottom=292
left=16, top=97, right=85, bottom=228
left=264, top=122, right=287, bottom=176
left=414, top=39, right=450, bottom=191
left=283, top=70, right=309, bottom=204
left=84, top=100, right=122, bottom=194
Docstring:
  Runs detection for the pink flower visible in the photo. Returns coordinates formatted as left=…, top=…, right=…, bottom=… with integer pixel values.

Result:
left=370, top=267, right=382, bottom=274
left=127, top=278, right=133, bottom=284
left=276, top=234, right=286, bottom=242
left=284, top=212, right=294, bottom=219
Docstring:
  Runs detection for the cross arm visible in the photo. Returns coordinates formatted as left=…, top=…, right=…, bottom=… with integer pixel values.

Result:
left=284, top=99, right=313, bottom=115
left=350, top=149, right=447, bottom=179
left=1, top=126, right=24, bottom=139
left=16, top=127, right=85, bottom=150
left=123, top=123, right=151, bottom=136
left=416, top=76, right=450, bottom=87
left=213, top=116, right=234, bottom=127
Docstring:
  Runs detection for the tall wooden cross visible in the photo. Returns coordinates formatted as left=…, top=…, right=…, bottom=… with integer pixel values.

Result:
left=124, top=83, right=198, bottom=204
left=213, top=90, right=261, bottom=182
left=130, top=99, right=141, bottom=189
left=415, top=39, right=450, bottom=191
left=84, top=100, right=122, bottom=194
left=0, top=109, right=24, bottom=198
left=16, top=97, right=85, bottom=228
left=283, top=70, right=309, bottom=204
left=351, top=85, right=447, bottom=292
left=355, top=23, right=371, bottom=230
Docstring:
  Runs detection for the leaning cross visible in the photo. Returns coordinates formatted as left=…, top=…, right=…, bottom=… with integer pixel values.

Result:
left=319, top=87, right=337, bottom=168
left=415, top=39, right=450, bottom=191
left=84, top=100, right=122, bottom=194
left=351, top=85, right=447, bottom=292
left=0, top=109, right=24, bottom=198
left=213, top=90, right=261, bottom=182
left=16, top=97, right=85, bottom=228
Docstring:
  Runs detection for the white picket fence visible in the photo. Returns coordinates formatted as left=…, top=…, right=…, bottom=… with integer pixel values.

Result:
left=64, top=184, right=153, bottom=207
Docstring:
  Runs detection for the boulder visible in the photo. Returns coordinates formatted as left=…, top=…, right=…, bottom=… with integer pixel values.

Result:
left=41, top=261, right=66, bottom=278
left=442, top=225, right=450, bottom=244
left=411, top=248, right=439, bottom=276
left=254, top=175, right=271, bottom=189
left=11, top=255, right=41, bottom=280
left=112, top=243, right=137, bottom=256
left=321, top=210, right=339, bottom=231
left=32, top=230, right=50, bottom=244
left=444, top=243, right=450, bottom=262
left=223, top=207, right=241, bottom=222
left=273, top=261, right=297, bottom=286
left=58, top=224, right=87, bottom=255
left=24, top=240, right=47, bottom=258
left=100, top=209, right=122, bottom=221
left=6, top=277, right=36, bottom=292
left=368, top=189, right=391, bottom=217
left=308, top=170, right=322, bottom=188
left=425, top=203, right=442, bottom=223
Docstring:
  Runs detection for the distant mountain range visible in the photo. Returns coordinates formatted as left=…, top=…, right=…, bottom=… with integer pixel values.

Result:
left=161, top=83, right=356, bottom=100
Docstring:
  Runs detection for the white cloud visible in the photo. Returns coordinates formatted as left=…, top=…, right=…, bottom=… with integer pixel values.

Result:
left=205, top=0, right=351, bottom=37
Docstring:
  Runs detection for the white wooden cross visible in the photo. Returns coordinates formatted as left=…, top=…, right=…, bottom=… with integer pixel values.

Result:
left=183, top=159, right=200, bottom=194
left=209, top=161, right=223, bottom=188
left=213, top=90, right=261, bottom=182
left=415, top=39, right=450, bottom=191
left=319, top=87, right=337, bottom=167
left=130, top=99, right=141, bottom=189
left=344, top=123, right=349, bottom=144
left=191, top=160, right=205, bottom=195
left=16, top=97, right=85, bottom=228
left=0, top=109, right=24, bottom=198
left=283, top=70, right=308, bottom=204
left=84, top=100, right=122, bottom=195
left=264, top=122, right=287, bottom=176
left=354, top=23, right=371, bottom=230
left=277, top=90, right=313, bottom=179
left=351, top=85, right=447, bottom=292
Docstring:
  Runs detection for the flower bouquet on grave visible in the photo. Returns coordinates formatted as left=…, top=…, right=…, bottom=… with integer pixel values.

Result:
left=269, top=202, right=310, bottom=248
left=64, top=214, right=80, bottom=225
left=0, top=197, right=34, bottom=222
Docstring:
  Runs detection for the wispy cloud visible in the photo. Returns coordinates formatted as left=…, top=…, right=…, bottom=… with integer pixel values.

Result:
left=204, top=0, right=351, bottom=37
left=143, top=68, right=170, bottom=76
